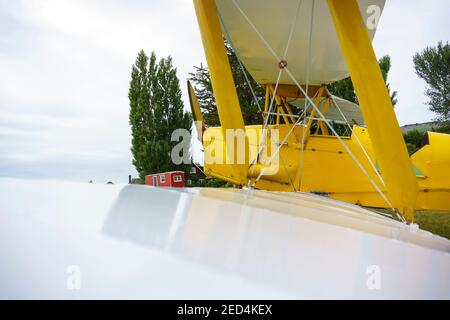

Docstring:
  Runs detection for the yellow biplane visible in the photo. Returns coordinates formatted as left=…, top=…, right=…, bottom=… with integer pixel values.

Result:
left=1, top=0, right=449, bottom=299
left=190, top=0, right=450, bottom=223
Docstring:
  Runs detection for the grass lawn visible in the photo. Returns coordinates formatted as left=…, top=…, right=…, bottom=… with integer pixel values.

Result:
left=414, top=211, right=450, bottom=240
left=371, top=208, right=450, bottom=240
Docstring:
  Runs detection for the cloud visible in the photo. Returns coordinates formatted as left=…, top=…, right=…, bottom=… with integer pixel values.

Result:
left=0, top=0, right=205, bottom=182
left=0, top=0, right=448, bottom=182
left=373, top=0, right=450, bottom=124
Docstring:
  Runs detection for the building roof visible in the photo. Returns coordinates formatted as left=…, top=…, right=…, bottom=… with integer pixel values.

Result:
left=145, top=171, right=184, bottom=176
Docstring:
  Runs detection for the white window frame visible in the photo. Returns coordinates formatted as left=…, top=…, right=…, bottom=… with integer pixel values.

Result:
left=159, top=175, right=165, bottom=183
left=173, top=175, right=182, bottom=182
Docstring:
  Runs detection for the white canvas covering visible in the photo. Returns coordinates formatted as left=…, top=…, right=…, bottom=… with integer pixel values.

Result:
left=216, top=0, right=385, bottom=85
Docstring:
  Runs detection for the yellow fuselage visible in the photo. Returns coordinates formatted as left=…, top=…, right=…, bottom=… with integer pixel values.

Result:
left=203, top=125, right=450, bottom=212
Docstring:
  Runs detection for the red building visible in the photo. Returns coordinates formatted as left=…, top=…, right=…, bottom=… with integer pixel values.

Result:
left=145, top=171, right=185, bottom=188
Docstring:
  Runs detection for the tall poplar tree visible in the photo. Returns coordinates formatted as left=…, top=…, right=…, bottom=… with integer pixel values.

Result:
left=129, top=50, right=192, bottom=180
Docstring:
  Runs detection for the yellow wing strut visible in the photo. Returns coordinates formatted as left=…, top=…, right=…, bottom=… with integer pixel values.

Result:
left=327, top=0, right=418, bottom=222
left=193, top=0, right=248, bottom=184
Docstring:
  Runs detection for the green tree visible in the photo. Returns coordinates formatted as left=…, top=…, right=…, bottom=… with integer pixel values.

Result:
left=413, top=41, right=450, bottom=124
left=129, top=50, right=192, bottom=180
left=403, top=129, right=426, bottom=154
left=189, top=40, right=264, bottom=127
left=328, top=55, right=398, bottom=106
left=129, top=50, right=151, bottom=177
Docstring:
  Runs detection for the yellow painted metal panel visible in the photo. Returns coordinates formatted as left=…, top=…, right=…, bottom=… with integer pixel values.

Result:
left=411, top=132, right=450, bottom=211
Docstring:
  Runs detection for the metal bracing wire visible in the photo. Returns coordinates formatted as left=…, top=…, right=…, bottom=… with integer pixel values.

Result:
left=230, top=0, right=302, bottom=130
left=327, top=90, right=386, bottom=187
left=256, top=0, right=302, bottom=152
left=255, top=72, right=402, bottom=219
left=229, top=0, right=303, bottom=191
left=283, top=0, right=304, bottom=59
left=217, top=12, right=263, bottom=115
left=299, top=0, right=316, bottom=190
left=264, top=112, right=300, bottom=119
left=217, top=9, right=276, bottom=147
left=254, top=114, right=307, bottom=184
left=285, top=67, right=402, bottom=220
left=231, top=0, right=404, bottom=220
left=280, top=152, right=298, bottom=192
left=218, top=6, right=297, bottom=191
left=254, top=70, right=282, bottom=163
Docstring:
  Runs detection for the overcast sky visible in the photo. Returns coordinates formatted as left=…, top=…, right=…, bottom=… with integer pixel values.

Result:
left=1, top=0, right=449, bottom=183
